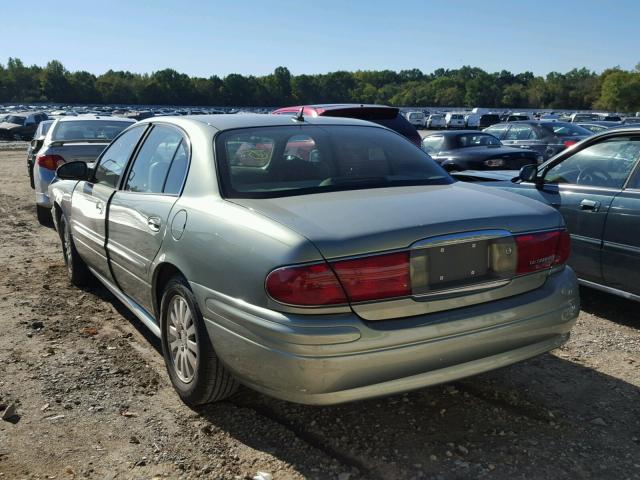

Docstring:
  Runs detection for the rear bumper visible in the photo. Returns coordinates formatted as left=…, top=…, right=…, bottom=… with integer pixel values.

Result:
left=193, top=267, right=579, bottom=405
left=34, top=167, right=56, bottom=207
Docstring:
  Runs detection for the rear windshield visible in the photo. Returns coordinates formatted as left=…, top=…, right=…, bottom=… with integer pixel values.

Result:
left=52, top=120, right=133, bottom=141
left=5, top=115, right=25, bottom=125
left=541, top=122, right=591, bottom=138
left=480, top=114, right=500, bottom=122
left=216, top=125, right=451, bottom=198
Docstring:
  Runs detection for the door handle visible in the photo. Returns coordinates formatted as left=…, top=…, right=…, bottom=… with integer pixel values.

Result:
left=580, top=199, right=601, bottom=212
left=147, top=216, right=161, bottom=232
left=95, top=201, right=104, bottom=213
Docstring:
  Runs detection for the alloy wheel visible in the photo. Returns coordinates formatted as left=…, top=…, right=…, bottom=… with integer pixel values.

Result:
left=167, top=295, right=199, bottom=383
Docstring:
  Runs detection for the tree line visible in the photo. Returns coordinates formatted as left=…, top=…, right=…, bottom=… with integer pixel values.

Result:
left=1, top=58, right=639, bottom=111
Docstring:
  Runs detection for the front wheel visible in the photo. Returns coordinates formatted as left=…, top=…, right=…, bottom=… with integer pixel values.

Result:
left=160, top=278, right=238, bottom=405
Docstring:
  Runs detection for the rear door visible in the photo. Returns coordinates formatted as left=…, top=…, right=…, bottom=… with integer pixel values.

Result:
left=70, top=125, right=148, bottom=282
left=601, top=157, right=640, bottom=295
left=107, top=124, right=190, bottom=311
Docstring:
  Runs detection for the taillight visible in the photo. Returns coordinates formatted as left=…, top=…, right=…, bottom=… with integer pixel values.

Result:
left=332, top=252, right=410, bottom=302
left=265, top=263, right=347, bottom=306
left=563, top=140, right=577, bottom=148
left=266, top=251, right=411, bottom=306
left=515, top=229, right=571, bottom=275
left=36, top=154, right=65, bottom=170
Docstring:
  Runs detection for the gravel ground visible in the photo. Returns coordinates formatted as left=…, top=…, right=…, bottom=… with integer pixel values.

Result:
left=0, top=145, right=639, bottom=480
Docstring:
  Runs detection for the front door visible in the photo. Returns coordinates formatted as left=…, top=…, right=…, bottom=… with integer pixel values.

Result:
left=107, top=125, right=190, bottom=311
left=539, top=136, right=640, bottom=281
left=70, top=125, right=148, bottom=281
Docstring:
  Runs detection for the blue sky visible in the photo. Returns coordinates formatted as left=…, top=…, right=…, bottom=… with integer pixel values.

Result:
left=4, top=0, right=639, bottom=77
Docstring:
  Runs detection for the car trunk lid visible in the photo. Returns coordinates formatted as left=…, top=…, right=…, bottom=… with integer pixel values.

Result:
left=232, top=183, right=564, bottom=320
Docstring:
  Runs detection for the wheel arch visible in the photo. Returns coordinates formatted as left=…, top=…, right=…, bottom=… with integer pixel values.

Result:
left=152, top=262, right=188, bottom=319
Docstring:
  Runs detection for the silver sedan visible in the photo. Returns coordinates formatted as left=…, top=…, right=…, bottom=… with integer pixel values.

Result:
left=48, top=114, right=579, bottom=405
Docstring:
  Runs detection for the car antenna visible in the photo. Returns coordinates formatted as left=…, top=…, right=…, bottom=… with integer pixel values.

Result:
left=294, top=107, right=305, bottom=122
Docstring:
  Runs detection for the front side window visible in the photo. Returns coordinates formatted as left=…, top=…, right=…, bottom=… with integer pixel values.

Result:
left=125, top=125, right=184, bottom=193
left=216, top=125, right=451, bottom=198
left=94, top=126, right=146, bottom=188
left=545, top=137, right=640, bottom=188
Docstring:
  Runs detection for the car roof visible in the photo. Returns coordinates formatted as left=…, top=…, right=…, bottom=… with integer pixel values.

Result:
left=138, top=113, right=389, bottom=132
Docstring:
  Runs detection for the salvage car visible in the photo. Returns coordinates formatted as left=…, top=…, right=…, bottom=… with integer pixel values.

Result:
left=48, top=114, right=579, bottom=406
left=453, top=127, right=640, bottom=302
left=0, top=112, right=48, bottom=140
left=484, top=121, right=592, bottom=161
left=34, top=116, right=135, bottom=224
left=421, top=130, right=542, bottom=171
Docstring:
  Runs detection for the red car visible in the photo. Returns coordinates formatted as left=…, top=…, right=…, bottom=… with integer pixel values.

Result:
left=272, top=104, right=422, bottom=147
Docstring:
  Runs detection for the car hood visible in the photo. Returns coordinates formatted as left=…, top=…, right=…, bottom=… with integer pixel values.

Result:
left=0, top=122, right=22, bottom=130
left=230, top=183, right=563, bottom=259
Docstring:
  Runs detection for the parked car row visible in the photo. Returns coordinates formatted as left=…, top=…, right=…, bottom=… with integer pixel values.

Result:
left=40, top=112, right=579, bottom=407
left=22, top=99, right=639, bottom=411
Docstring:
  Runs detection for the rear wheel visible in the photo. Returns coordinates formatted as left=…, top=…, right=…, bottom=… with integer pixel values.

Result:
left=36, top=205, right=53, bottom=226
left=160, top=277, right=238, bottom=405
left=59, top=214, right=92, bottom=287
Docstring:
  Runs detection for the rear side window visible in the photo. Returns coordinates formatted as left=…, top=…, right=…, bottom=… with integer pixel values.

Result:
left=163, top=141, right=190, bottom=194
left=94, top=126, right=147, bottom=188
left=125, top=125, right=183, bottom=193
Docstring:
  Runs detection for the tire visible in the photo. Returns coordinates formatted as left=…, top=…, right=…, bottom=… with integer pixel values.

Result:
left=28, top=162, right=35, bottom=189
left=36, top=205, right=53, bottom=227
left=160, top=277, right=239, bottom=405
left=59, top=214, right=92, bottom=287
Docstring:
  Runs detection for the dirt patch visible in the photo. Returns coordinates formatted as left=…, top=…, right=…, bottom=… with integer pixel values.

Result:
left=0, top=149, right=639, bottom=479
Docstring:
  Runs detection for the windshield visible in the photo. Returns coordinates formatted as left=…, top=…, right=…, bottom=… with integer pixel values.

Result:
left=454, top=133, right=501, bottom=148
left=216, top=125, right=451, bottom=198
left=52, top=120, right=133, bottom=141
left=5, top=115, right=25, bottom=125
left=541, top=122, right=591, bottom=137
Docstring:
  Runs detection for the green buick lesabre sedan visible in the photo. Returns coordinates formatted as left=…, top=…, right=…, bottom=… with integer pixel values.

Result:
left=47, top=114, right=579, bottom=406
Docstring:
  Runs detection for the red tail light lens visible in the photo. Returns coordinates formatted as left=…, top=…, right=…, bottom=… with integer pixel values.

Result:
left=36, top=154, right=65, bottom=170
left=331, top=252, right=411, bottom=302
left=515, top=229, right=571, bottom=274
left=265, top=263, right=347, bottom=306
left=563, top=140, right=577, bottom=148
left=266, top=251, right=411, bottom=307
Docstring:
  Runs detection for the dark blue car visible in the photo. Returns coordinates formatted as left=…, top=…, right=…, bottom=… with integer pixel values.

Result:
left=453, top=127, right=640, bottom=301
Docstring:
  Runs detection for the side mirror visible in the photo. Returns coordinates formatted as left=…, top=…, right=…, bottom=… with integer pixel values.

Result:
left=56, top=161, right=89, bottom=181
left=519, top=164, right=540, bottom=183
